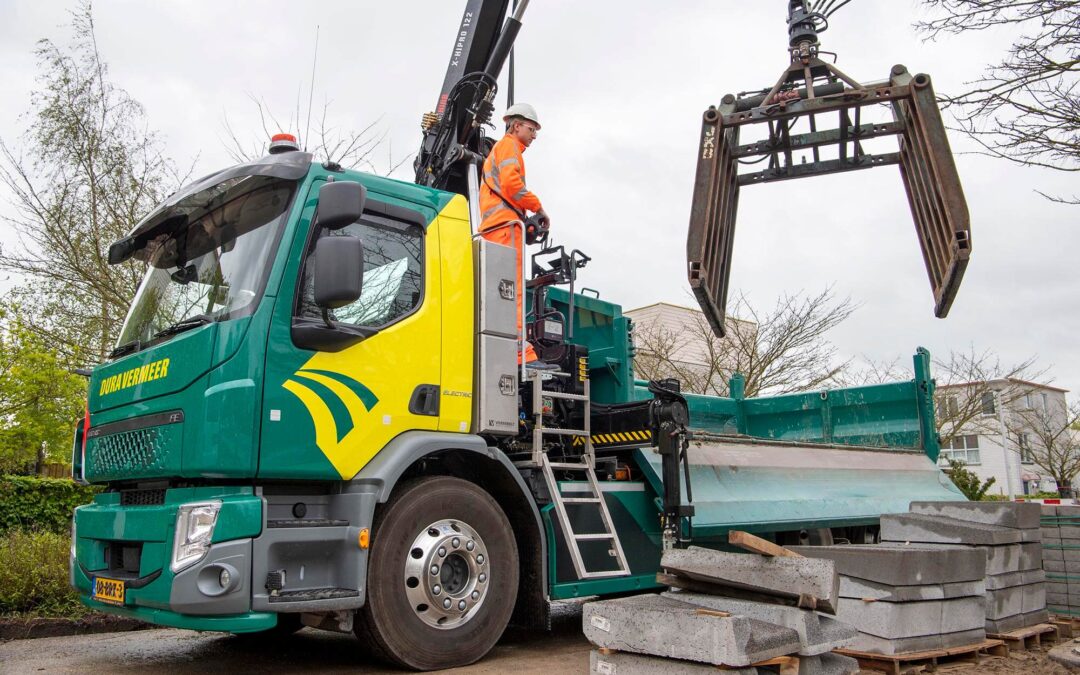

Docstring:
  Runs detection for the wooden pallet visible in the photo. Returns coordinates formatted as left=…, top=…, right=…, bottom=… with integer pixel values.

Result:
left=986, top=622, right=1059, bottom=651
left=1050, top=615, right=1080, bottom=638
left=835, top=639, right=1006, bottom=675
left=595, top=648, right=802, bottom=674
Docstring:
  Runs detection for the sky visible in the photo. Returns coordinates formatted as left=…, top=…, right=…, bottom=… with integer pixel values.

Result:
left=0, top=1, right=1077, bottom=396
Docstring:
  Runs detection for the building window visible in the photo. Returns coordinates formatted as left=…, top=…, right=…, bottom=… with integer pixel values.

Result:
left=1042, top=393, right=1049, bottom=413
left=1019, top=433, right=1034, bottom=464
left=938, top=395, right=959, bottom=418
left=1023, top=393, right=1034, bottom=409
left=980, top=392, right=996, bottom=416
left=938, top=434, right=981, bottom=466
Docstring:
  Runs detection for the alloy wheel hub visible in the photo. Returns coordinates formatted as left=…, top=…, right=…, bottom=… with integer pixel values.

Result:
left=404, top=519, right=490, bottom=629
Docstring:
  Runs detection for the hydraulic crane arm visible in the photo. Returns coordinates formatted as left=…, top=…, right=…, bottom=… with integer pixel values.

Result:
left=414, top=0, right=529, bottom=196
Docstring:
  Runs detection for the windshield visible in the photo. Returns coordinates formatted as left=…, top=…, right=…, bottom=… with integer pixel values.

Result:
left=115, top=175, right=297, bottom=349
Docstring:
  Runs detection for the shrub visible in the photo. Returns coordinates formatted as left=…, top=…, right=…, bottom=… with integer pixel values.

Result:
left=0, top=529, right=88, bottom=617
left=0, top=475, right=99, bottom=534
left=944, top=459, right=997, bottom=501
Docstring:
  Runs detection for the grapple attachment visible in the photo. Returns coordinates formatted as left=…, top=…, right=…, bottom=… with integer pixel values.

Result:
left=687, top=53, right=971, bottom=337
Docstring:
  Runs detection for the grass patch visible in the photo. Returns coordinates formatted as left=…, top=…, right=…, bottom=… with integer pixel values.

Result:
left=0, top=529, right=91, bottom=618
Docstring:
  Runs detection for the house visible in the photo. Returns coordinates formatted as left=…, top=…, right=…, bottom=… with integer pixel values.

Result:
left=936, top=378, right=1072, bottom=496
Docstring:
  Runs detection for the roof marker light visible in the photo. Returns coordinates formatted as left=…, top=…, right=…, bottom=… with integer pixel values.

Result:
left=269, top=133, right=300, bottom=154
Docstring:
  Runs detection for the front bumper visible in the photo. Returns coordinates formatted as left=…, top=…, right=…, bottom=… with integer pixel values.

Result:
left=72, top=486, right=271, bottom=632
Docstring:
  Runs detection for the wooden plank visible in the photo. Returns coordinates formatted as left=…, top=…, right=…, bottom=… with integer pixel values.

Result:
left=693, top=608, right=731, bottom=618
left=727, top=530, right=803, bottom=558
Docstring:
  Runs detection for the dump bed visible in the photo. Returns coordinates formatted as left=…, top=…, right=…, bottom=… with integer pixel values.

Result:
left=547, top=287, right=964, bottom=535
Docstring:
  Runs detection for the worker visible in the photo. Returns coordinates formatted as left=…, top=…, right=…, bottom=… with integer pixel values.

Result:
left=480, top=102, right=550, bottom=365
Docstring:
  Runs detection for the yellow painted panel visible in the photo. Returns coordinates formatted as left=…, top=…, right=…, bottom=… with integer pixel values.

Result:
left=436, top=194, right=475, bottom=433
left=286, top=218, right=444, bottom=479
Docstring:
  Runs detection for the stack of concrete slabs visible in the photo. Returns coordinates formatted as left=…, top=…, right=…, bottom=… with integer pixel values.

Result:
left=790, top=543, right=987, bottom=654
left=882, top=501, right=1048, bottom=633
left=1043, top=504, right=1080, bottom=618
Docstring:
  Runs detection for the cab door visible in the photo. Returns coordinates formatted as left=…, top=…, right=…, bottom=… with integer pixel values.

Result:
left=259, top=185, right=442, bottom=480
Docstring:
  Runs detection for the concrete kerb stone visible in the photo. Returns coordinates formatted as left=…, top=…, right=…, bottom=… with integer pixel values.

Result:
left=909, top=501, right=1041, bottom=529
left=661, top=591, right=857, bottom=656
left=588, top=651, right=859, bottom=675
left=788, top=544, right=984, bottom=585
left=838, top=576, right=984, bottom=602
left=985, top=609, right=1049, bottom=634
left=845, top=628, right=986, bottom=656
left=834, top=596, right=984, bottom=639
left=589, top=650, right=760, bottom=675
left=661, top=547, right=840, bottom=614
left=880, top=513, right=1025, bottom=545
left=987, top=569, right=1045, bottom=590
left=582, top=594, right=802, bottom=667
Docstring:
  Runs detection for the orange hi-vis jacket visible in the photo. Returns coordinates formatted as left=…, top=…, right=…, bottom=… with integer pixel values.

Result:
left=479, top=134, right=542, bottom=232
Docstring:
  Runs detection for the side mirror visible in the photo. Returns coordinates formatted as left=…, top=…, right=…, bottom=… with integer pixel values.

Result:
left=313, top=236, right=365, bottom=309
left=316, top=181, right=366, bottom=230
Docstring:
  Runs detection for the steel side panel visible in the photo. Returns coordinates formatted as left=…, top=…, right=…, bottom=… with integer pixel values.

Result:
left=635, top=441, right=963, bottom=534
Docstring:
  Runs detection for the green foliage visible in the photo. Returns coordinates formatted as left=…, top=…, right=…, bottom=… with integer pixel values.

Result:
left=0, top=476, right=98, bottom=534
left=945, top=458, right=997, bottom=501
left=0, top=529, right=89, bottom=617
left=0, top=311, right=86, bottom=474
left=0, top=2, right=182, bottom=364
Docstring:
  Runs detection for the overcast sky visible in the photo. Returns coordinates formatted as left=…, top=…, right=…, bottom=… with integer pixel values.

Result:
left=1, top=1, right=1076, bottom=396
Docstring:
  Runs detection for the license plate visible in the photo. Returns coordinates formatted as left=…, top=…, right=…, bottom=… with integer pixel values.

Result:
left=92, top=576, right=125, bottom=605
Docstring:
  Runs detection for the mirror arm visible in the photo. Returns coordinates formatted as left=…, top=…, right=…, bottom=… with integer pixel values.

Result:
left=320, top=308, right=335, bottom=330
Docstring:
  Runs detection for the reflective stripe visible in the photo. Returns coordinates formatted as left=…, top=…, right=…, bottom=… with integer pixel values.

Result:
left=512, top=187, right=530, bottom=200
left=482, top=202, right=512, bottom=219
left=498, top=157, right=519, bottom=168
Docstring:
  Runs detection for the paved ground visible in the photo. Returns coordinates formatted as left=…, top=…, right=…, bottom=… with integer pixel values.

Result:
left=0, top=622, right=591, bottom=674
left=1, top=620, right=1072, bottom=674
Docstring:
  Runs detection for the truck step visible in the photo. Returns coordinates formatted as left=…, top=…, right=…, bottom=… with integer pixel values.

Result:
left=266, top=519, right=350, bottom=528
left=268, top=588, right=360, bottom=603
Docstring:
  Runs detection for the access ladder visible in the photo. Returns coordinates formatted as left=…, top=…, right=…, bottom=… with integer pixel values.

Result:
left=526, top=371, right=630, bottom=580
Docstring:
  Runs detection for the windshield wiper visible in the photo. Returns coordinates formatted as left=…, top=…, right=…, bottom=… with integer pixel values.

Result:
left=153, top=314, right=213, bottom=339
left=109, top=340, right=142, bottom=358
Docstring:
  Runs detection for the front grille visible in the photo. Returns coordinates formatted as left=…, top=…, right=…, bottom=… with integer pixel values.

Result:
left=120, top=488, right=166, bottom=506
left=92, top=426, right=167, bottom=475
left=106, top=542, right=143, bottom=576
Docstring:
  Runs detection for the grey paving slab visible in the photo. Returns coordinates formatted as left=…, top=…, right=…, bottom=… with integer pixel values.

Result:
left=1045, top=559, right=1067, bottom=572
left=589, top=650, right=759, bottom=675
left=583, top=594, right=801, bottom=667
left=880, top=513, right=1024, bottom=545
left=1024, top=582, right=1046, bottom=613
left=844, top=628, right=986, bottom=656
left=985, top=609, right=1049, bottom=634
left=909, top=501, right=1041, bottom=529
left=1056, top=506, right=1080, bottom=518
left=1044, top=527, right=1063, bottom=539
left=985, top=584, right=1025, bottom=620
left=890, top=542, right=1020, bottom=575
left=986, top=569, right=1045, bottom=590
left=662, top=592, right=856, bottom=656
left=1059, top=526, right=1080, bottom=540
left=788, top=544, right=984, bottom=585
left=1020, top=528, right=1042, bottom=543
left=796, top=653, right=860, bottom=675
left=1020, top=542, right=1043, bottom=569
left=838, top=576, right=983, bottom=602
left=1046, top=592, right=1080, bottom=606
left=661, top=547, right=839, bottom=614
left=834, top=596, right=983, bottom=639
left=1043, top=505, right=1060, bottom=517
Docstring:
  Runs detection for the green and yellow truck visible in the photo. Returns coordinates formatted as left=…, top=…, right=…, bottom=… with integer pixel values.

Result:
left=70, top=1, right=970, bottom=670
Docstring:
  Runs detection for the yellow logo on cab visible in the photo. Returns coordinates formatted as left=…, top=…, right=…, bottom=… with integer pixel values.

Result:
left=99, top=358, right=170, bottom=396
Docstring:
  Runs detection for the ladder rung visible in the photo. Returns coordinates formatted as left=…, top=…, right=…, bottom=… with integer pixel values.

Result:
left=547, top=462, right=591, bottom=470
left=561, top=497, right=601, bottom=504
left=542, top=391, right=588, bottom=401
left=574, top=533, right=615, bottom=541
left=539, top=428, right=588, bottom=437
left=581, top=569, right=632, bottom=579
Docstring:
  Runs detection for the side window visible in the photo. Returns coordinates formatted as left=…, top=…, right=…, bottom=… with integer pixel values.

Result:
left=299, top=215, right=424, bottom=328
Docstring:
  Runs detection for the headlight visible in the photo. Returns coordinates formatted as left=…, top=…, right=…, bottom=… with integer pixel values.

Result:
left=171, top=501, right=221, bottom=573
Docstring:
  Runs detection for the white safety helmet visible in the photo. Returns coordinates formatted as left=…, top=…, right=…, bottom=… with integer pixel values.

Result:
left=503, top=103, right=541, bottom=130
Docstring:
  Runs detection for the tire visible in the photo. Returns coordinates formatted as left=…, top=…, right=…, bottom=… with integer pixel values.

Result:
left=354, top=476, right=519, bottom=671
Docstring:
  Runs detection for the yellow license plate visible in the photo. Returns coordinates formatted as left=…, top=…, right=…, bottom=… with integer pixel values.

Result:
left=92, top=576, right=125, bottom=605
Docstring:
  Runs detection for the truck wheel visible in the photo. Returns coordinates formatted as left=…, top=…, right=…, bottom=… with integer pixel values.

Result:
left=354, top=476, right=519, bottom=670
